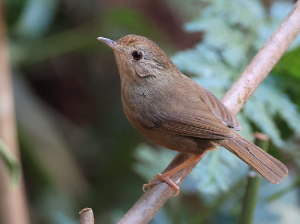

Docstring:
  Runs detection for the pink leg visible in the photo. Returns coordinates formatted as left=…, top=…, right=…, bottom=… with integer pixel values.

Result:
left=143, top=152, right=207, bottom=196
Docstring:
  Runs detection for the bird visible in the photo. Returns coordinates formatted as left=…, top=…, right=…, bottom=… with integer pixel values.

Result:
left=98, top=34, right=288, bottom=196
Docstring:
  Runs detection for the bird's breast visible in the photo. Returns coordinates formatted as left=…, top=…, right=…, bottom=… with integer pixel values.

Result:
left=121, top=80, right=156, bottom=130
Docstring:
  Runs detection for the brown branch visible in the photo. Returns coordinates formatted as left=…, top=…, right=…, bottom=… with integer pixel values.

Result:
left=222, top=1, right=300, bottom=114
left=79, top=208, right=95, bottom=224
left=117, top=1, right=300, bottom=224
left=0, top=3, right=30, bottom=224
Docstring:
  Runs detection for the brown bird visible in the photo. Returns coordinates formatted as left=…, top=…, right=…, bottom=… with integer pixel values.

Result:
left=98, top=34, right=288, bottom=195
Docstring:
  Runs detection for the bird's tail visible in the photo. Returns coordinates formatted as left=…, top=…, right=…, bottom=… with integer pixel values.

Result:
left=217, top=136, right=288, bottom=184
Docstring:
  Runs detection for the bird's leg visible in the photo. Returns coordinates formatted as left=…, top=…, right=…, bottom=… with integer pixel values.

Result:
left=143, top=152, right=207, bottom=196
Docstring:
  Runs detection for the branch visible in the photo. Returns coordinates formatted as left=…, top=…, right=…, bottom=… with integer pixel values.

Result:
left=117, top=1, right=300, bottom=224
left=222, top=1, right=300, bottom=114
left=0, top=3, right=30, bottom=224
left=79, top=208, right=94, bottom=224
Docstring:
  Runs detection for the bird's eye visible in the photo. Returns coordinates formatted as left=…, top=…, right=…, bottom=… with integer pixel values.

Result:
left=132, top=51, right=143, bottom=60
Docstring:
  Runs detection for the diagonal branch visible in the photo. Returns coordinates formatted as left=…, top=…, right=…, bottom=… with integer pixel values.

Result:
left=117, top=1, right=300, bottom=224
left=0, top=3, right=29, bottom=224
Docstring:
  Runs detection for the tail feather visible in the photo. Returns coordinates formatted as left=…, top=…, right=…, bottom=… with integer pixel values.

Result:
left=218, top=137, right=288, bottom=184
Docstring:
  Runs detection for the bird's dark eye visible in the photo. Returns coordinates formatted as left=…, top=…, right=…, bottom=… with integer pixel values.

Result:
left=132, top=51, right=143, bottom=60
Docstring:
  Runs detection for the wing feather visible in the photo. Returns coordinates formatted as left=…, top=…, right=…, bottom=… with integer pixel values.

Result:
left=148, top=109, right=235, bottom=139
left=200, top=87, right=241, bottom=131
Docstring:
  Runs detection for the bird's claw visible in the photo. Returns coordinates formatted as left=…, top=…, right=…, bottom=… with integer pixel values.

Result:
left=142, top=173, right=180, bottom=196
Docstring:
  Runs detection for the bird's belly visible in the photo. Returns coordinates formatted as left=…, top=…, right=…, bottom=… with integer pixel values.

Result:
left=137, top=126, right=215, bottom=155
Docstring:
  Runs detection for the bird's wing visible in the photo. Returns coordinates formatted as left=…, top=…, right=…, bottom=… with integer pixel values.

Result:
left=144, top=103, right=235, bottom=140
left=150, top=105, right=234, bottom=139
left=153, top=110, right=235, bottom=140
left=199, top=86, right=241, bottom=131
left=139, top=75, right=240, bottom=140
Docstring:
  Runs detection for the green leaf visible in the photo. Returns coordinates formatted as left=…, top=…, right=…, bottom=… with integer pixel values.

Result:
left=273, top=46, right=300, bottom=79
left=0, top=138, right=21, bottom=188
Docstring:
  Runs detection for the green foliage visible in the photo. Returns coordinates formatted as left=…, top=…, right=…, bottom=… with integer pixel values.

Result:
left=272, top=44, right=300, bottom=107
left=0, top=138, right=20, bottom=187
left=133, top=144, right=177, bottom=181
left=273, top=47, right=300, bottom=79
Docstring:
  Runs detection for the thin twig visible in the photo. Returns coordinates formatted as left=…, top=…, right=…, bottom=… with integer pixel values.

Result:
left=0, top=3, right=29, bottom=224
left=79, top=208, right=95, bottom=224
left=238, top=133, right=270, bottom=224
left=117, top=1, right=300, bottom=224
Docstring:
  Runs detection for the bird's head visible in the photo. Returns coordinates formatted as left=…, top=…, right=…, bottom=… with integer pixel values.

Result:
left=98, top=35, right=177, bottom=79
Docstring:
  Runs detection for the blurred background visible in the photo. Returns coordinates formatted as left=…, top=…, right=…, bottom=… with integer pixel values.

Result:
left=2, top=0, right=300, bottom=223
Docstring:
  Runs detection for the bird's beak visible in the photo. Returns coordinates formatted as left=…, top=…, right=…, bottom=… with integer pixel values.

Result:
left=97, top=37, right=122, bottom=53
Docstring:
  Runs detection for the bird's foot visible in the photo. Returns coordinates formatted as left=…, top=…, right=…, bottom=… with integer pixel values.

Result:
left=142, top=173, right=180, bottom=196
